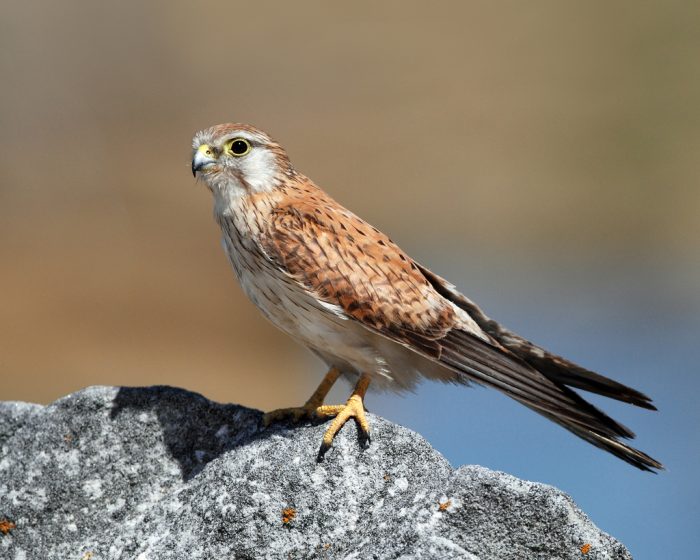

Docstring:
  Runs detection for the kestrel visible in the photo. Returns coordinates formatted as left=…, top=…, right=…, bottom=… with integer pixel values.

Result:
left=191, top=123, right=662, bottom=471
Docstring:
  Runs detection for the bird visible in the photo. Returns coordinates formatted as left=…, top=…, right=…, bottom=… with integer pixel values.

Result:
left=191, top=122, right=662, bottom=471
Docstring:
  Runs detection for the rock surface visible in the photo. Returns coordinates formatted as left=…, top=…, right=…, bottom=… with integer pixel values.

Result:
left=0, top=386, right=631, bottom=559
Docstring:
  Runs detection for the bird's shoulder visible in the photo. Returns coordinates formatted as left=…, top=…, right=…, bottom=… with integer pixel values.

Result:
left=259, top=180, right=456, bottom=338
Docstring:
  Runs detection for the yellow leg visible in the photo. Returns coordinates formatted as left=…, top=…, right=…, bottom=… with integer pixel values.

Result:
left=316, top=373, right=372, bottom=461
left=263, top=367, right=341, bottom=426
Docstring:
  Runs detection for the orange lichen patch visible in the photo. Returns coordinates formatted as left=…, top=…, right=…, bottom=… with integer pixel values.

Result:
left=580, top=543, right=591, bottom=554
left=282, top=507, right=296, bottom=524
left=438, top=500, right=452, bottom=512
left=0, top=519, right=16, bottom=535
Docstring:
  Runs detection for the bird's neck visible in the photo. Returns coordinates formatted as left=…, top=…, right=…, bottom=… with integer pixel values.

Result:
left=214, top=187, right=283, bottom=241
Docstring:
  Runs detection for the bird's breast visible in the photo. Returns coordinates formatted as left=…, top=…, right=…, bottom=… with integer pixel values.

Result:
left=218, top=219, right=381, bottom=367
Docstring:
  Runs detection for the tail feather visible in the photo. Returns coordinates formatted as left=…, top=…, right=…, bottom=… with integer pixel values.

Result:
left=440, top=330, right=635, bottom=439
left=419, top=264, right=656, bottom=409
left=417, top=264, right=663, bottom=471
left=438, top=328, right=663, bottom=472
left=503, top=341, right=657, bottom=411
left=538, top=410, right=664, bottom=472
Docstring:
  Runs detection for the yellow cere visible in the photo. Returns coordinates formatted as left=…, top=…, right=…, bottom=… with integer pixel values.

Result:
left=197, top=144, right=214, bottom=157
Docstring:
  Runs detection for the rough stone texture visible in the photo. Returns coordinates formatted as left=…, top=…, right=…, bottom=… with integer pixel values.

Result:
left=0, top=386, right=632, bottom=560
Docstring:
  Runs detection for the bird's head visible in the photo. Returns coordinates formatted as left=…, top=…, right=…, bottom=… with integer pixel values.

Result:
left=191, top=123, right=294, bottom=195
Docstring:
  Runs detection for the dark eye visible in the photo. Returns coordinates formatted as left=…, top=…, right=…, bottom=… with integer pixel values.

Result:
left=229, top=138, right=251, bottom=156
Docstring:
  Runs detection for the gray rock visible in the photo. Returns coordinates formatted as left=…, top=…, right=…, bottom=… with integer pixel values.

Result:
left=0, top=386, right=631, bottom=559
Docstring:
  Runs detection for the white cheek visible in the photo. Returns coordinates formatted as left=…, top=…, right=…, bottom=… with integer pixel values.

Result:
left=240, top=149, right=277, bottom=192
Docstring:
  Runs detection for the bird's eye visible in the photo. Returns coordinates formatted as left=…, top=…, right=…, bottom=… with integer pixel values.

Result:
left=228, top=138, right=251, bottom=157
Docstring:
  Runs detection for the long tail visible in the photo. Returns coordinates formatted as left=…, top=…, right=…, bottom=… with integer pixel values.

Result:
left=419, top=265, right=663, bottom=471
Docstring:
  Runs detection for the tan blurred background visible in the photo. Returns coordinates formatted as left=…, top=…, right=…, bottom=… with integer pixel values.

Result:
left=1, top=1, right=698, bottom=409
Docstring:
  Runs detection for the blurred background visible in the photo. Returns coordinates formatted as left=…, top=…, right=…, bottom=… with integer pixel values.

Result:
left=1, top=1, right=698, bottom=558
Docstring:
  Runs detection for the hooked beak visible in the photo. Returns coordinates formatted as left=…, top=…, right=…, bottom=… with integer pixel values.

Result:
left=192, top=144, right=218, bottom=176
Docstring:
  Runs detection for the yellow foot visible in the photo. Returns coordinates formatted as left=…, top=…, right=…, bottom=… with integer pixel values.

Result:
left=317, top=373, right=371, bottom=462
left=262, top=367, right=341, bottom=427
left=263, top=403, right=318, bottom=425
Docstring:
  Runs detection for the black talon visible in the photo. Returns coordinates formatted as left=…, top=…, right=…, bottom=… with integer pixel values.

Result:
left=357, top=425, right=371, bottom=449
left=317, top=441, right=331, bottom=462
